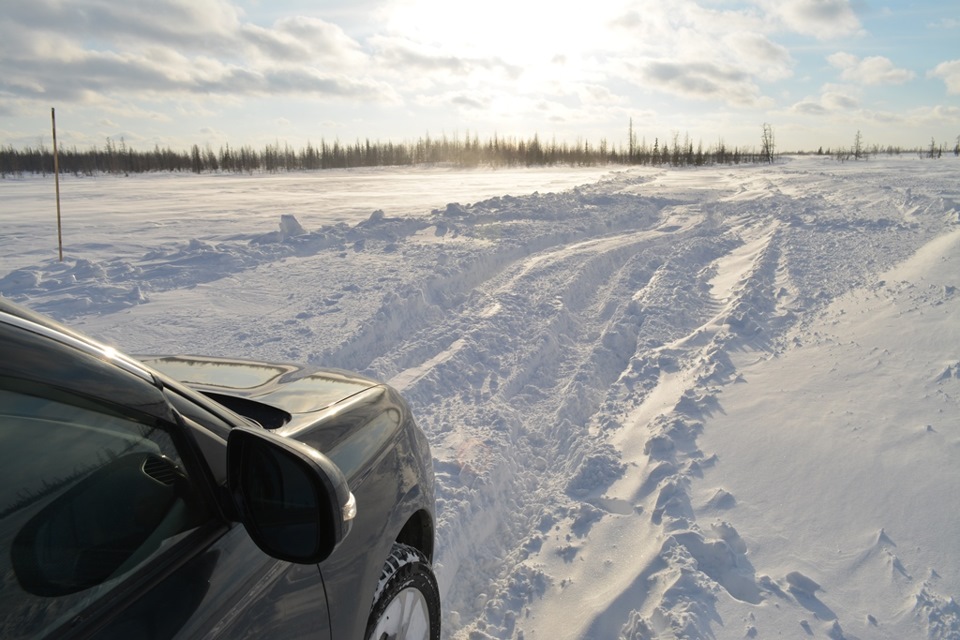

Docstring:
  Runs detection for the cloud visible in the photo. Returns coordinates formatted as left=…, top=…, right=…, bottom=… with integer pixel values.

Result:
left=0, top=45, right=397, bottom=105
left=631, top=59, right=764, bottom=106
left=4, top=0, right=241, bottom=51
left=414, top=90, right=490, bottom=112
left=0, top=49, right=178, bottom=102
left=450, top=94, right=489, bottom=110
left=0, top=0, right=389, bottom=107
left=929, top=60, right=960, bottom=94
left=210, top=67, right=400, bottom=101
left=761, top=0, right=862, bottom=39
left=723, top=31, right=793, bottom=81
left=791, top=100, right=827, bottom=115
left=605, top=2, right=789, bottom=107
left=241, top=17, right=368, bottom=66
left=907, top=104, right=960, bottom=123
left=790, top=83, right=860, bottom=114
left=610, top=1, right=768, bottom=56
left=821, top=88, right=860, bottom=110
left=370, top=36, right=520, bottom=79
left=907, top=105, right=960, bottom=125
left=928, top=18, right=960, bottom=29
left=575, top=84, right=627, bottom=107
left=828, top=52, right=915, bottom=85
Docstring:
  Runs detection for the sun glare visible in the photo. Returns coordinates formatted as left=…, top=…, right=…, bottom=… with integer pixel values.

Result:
left=382, top=0, right=625, bottom=66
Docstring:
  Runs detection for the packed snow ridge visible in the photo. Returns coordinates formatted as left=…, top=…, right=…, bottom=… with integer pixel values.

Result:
left=2, top=156, right=958, bottom=639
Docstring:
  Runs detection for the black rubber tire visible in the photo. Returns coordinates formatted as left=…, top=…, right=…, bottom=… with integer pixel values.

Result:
left=365, top=543, right=441, bottom=640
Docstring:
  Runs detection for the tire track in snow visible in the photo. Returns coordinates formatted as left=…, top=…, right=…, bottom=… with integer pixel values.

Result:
left=315, top=189, right=675, bottom=375
left=508, top=168, right=952, bottom=638
left=356, top=202, right=749, bottom=637
left=383, top=205, right=708, bottom=397
left=426, top=241, right=671, bottom=634
left=535, top=219, right=788, bottom=638
left=431, top=205, right=812, bottom=638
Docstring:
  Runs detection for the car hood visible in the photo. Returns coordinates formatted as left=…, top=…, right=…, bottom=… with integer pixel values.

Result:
left=139, top=355, right=379, bottom=415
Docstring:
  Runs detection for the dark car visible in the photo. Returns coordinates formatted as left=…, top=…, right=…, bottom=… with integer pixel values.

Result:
left=0, top=298, right=440, bottom=640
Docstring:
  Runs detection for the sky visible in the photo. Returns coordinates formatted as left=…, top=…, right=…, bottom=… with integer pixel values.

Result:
left=1, top=0, right=958, bottom=154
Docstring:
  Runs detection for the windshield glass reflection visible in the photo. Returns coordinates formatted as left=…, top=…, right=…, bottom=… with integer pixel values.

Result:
left=144, top=357, right=295, bottom=390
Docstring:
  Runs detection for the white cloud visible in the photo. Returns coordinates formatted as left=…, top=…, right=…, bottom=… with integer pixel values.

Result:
left=610, top=1, right=769, bottom=58
left=828, top=52, right=915, bottom=85
left=629, top=59, right=766, bottom=106
left=907, top=104, right=960, bottom=124
left=4, top=0, right=242, bottom=50
left=0, top=0, right=396, bottom=107
left=370, top=35, right=519, bottom=79
left=928, top=18, right=960, bottom=29
left=929, top=60, right=960, bottom=94
left=760, top=0, right=862, bottom=39
left=413, top=90, right=489, bottom=112
left=821, top=88, right=860, bottom=110
left=723, top=31, right=793, bottom=81
left=575, top=84, right=628, bottom=107
left=791, top=100, right=827, bottom=115
left=241, top=17, right=368, bottom=67
left=605, top=2, right=789, bottom=106
left=790, top=83, right=860, bottom=114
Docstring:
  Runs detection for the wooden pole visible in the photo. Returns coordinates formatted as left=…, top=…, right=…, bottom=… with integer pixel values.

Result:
left=51, top=107, right=63, bottom=262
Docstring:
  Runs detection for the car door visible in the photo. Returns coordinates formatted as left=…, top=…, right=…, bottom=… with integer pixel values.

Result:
left=0, top=327, right=331, bottom=639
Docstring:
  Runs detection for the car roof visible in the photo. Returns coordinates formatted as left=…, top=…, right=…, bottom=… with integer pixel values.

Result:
left=0, top=297, right=156, bottom=382
left=0, top=297, right=174, bottom=423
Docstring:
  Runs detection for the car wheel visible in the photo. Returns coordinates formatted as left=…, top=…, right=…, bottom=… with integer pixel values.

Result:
left=365, top=543, right=440, bottom=640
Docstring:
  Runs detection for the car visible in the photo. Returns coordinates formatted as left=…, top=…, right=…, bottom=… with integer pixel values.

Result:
left=0, top=297, right=440, bottom=640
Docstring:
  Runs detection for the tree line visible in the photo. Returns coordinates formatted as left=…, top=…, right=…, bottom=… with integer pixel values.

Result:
left=2, top=128, right=778, bottom=177
left=813, top=132, right=960, bottom=162
left=1, top=125, right=955, bottom=177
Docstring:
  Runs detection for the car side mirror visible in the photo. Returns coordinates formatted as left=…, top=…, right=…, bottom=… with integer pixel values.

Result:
left=227, top=426, right=355, bottom=564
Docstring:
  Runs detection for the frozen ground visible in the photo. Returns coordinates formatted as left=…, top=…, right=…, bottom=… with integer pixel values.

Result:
left=2, top=156, right=958, bottom=639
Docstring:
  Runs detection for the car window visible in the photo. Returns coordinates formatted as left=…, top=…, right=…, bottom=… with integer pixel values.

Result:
left=0, top=386, right=211, bottom=639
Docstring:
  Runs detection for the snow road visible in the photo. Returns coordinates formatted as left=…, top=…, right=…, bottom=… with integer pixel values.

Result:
left=2, top=156, right=958, bottom=638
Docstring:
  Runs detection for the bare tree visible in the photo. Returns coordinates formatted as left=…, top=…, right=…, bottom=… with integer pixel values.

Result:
left=853, top=130, right=864, bottom=160
left=761, top=123, right=775, bottom=163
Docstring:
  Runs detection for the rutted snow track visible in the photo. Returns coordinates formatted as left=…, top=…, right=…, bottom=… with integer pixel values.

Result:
left=395, top=208, right=784, bottom=638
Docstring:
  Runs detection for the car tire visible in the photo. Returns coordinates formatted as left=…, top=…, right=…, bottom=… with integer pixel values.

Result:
left=365, top=543, right=441, bottom=640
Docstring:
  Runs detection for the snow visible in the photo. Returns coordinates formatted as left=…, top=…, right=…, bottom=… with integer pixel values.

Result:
left=2, top=156, right=958, bottom=639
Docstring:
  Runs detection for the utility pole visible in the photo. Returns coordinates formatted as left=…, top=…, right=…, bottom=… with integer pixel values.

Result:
left=51, top=107, right=63, bottom=261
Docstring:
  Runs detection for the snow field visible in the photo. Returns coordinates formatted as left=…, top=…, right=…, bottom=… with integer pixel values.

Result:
left=1, top=156, right=958, bottom=638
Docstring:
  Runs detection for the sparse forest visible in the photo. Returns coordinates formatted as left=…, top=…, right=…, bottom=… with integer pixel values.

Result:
left=1, top=132, right=767, bottom=177
left=1, top=124, right=955, bottom=177
left=816, top=134, right=959, bottom=162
